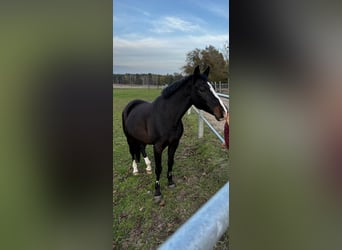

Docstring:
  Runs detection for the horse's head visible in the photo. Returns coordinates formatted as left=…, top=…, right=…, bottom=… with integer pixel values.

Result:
left=191, top=66, right=227, bottom=121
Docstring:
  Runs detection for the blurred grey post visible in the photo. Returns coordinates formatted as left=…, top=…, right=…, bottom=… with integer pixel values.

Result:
left=198, top=110, right=204, bottom=138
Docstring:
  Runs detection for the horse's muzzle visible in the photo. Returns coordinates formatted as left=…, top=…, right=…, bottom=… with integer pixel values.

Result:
left=213, top=105, right=225, bottom=121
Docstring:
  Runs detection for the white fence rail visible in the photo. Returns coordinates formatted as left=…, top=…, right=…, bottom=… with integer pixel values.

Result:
left=158, top=91, right=230, bottom=250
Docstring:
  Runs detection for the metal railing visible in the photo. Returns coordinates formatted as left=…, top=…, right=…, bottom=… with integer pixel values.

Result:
left=192, top=106, right=225, bottom=143
left=158, top=182, right=229, bottom=250
left=158, top=92, right=230, bottom=250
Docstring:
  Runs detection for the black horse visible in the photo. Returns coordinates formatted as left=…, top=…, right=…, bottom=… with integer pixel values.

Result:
left=122, top=66, right=227, bottom=201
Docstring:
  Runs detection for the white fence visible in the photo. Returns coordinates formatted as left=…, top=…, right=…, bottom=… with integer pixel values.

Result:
left=212, top=81, right=229, bottom=94
left=158, top=92, right=230, bottom=250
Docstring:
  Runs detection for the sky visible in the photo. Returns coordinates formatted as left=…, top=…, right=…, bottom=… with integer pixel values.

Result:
left=113, top=0, right=229, bottom=74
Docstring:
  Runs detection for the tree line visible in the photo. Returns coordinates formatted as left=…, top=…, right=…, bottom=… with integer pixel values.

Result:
left=113, top=72, right=183, bottom=86
left=113, top=43, right=229, bottom=86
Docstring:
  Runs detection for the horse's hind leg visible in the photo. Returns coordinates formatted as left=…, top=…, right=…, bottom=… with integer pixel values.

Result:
left=128, top=139, right=139, bottom=175
left=132, top=159, right=139, bottom=175
left=167, top=140, right=179, bottom=188
left=140, top=144, right=152, bottom=174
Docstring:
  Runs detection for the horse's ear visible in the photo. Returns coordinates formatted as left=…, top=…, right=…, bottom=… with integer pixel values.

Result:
left=203, top=66, right=210, bottom=77
left=194, top=65, right=200, bottom=76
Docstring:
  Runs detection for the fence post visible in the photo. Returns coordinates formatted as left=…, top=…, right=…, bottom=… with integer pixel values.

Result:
left=219, top=81, right=222, bottom=93
left=198, top=110, right=204, bottom=138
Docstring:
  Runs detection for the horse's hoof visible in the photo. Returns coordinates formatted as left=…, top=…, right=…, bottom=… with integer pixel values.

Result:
left=159, top=200, right=165, bottom=206
left=133, top=172, right=139, bottom=176
left=153, top=195, right=162, bottom=203
left=146, top=170, right=152, bottom=175
left=168, top=183, right=176, bottom=189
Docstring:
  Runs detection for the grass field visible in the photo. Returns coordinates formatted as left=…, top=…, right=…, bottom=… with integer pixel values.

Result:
left=113, top=88, right=230, bottom=249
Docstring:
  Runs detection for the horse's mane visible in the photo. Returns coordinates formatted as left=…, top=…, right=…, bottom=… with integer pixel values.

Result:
left=161, top=75, right=192, bottom=98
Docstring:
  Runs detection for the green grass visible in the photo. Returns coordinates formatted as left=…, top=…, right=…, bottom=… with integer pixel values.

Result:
left=113, top=88, right=230, bottom=249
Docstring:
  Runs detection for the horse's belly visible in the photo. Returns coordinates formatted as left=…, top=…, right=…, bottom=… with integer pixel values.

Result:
left=126, top=119, right=153, bottom=144
left=132, top=130, right=151, bottom=144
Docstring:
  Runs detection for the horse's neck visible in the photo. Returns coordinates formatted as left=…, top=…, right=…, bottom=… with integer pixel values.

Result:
left=159, top=87, right=192, bottom=125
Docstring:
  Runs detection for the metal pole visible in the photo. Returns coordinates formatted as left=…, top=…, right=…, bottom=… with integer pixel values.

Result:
left=198, top=110, right=204, bottom=138
left=158, top=182, right=229, bottom=250
left=217, top=93, right=229, bottom=99
left=228, top=80, right=229, bottom=94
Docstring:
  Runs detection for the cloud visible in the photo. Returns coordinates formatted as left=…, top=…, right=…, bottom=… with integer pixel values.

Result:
left=113, top=1, right=228, bottom=73
left=206, top=5, right=229, bottom=20
left=151, top=16, right=201, bottom=33
left=115, top=2, right=150, bottom=17
left=113, top=33, right=228, bottom=74
left=191, top=0, right=229, bottom=20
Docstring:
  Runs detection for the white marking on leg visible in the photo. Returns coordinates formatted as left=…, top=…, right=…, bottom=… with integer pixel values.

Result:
left=132, top=160, right=139, bottom=175
left=144, top=157, right=152, bottom=173
left=207, top=82, right=228, bottom=114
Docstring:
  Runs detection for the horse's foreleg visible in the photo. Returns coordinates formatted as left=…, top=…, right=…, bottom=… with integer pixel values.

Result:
left=140, top=145, right=152, bottom=174
left=167, top=140, right=179, bottom=188
left=153, top=144, right=163, bottom=200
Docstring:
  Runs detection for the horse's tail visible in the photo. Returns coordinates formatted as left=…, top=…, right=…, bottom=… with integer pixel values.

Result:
left=122, top=100, right=146, bottom=162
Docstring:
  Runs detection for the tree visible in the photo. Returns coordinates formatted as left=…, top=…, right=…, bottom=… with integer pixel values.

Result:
left=221, top=41, right=229, bottom=80
left=222, top=41, right=229, bottom=63
left=182, top=45, right=228, bottom=82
